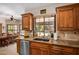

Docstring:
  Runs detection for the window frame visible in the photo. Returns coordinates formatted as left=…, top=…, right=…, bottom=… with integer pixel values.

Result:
left=7, top=24, right=22, bottom=33
left=34, top=15, right=56, bottom=37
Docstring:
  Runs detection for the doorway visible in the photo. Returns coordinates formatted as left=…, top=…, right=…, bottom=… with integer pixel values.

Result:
left=0, top=23, right=2, bottom=33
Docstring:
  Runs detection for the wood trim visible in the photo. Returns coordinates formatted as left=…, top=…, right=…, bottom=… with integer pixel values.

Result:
left=56, top=3, right=79, bottom=10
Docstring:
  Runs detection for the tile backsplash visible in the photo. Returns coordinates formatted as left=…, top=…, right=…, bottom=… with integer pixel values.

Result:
left=58, top=31, right=79, bottom=41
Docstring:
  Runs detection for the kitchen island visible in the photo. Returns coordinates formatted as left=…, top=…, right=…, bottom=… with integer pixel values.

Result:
left=17, top=37, right=79, bottom=55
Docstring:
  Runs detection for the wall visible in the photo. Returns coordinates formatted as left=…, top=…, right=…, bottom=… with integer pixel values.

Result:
left=0, top=18, right=22, bottom=33
left=25, top=5, right=55, bottom=17
left=6, top=19, right=21, bottom=25
left=0, top=17, right=6, bottom=33
left=25, top=3, right=79, bottom=41
left=25, top=3, right=72, bottom=17
left=58, top=31, right=79, bottom=41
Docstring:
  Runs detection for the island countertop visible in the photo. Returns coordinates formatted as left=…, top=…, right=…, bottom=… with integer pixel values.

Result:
left=16, top=36, right=79, bottom=48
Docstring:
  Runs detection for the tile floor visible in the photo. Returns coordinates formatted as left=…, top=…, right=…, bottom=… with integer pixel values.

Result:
left=0, top=43, right=18, bottom=55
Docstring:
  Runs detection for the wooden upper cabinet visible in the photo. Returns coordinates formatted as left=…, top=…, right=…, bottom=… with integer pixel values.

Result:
left=22, top=13, right=34, bottom=31
left=76, top=6, right=79, bottom=30
left=56, top=7, right=75, bottom=31
left=56, top=4, right=79, bottom=31
left=22, top=15, right=30, bottom=29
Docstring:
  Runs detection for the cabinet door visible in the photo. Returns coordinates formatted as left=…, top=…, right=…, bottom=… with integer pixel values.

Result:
left=77, top=50, right=79, bottom=55
left=17, top=39, right=21, bottom=54
left=75, top=48, right=79, bottom=55
left=57, top=7, right=75, bottom=31
left=41, top=48, right=49, bottom=55
left=30, top=47, right=41, bottom=55
left=30, top=47, right=49, bottom=55
left=30, top=41, right=50, bottom=55
left=61, top=47, right=76, bottom=55
left=22, top=16, right=30, bottom=30
left=50, top=45, right=62, bottom=55
left=50, top=50, right=62, bottom=55
left=76, top=7, right=79, bottom=30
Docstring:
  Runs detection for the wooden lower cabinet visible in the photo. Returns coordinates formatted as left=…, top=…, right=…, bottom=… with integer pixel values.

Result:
left=41, top=48, right=49, bottom=55
left=30, top=47, right=41, bottom=55
left=61, top=47, right=76, bottom=55
left=75, top=48, right=79, bottom=55
left=50, top=45, right=77, bottom=55
left=30, top=41, right=79, bottom=55
left=50, top=45, right=62, bottom=55
left=50, top=50, right=61, bottom=55
left=30, top=41, right=49, bottom=55
left=30, top=47, right=49, bottom=55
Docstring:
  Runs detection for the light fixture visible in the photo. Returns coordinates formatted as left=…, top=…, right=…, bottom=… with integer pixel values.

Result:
left=10, top=16, right=14, bottom=21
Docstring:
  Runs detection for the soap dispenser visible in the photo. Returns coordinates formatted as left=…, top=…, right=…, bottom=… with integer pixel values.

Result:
left=54, top=33, right=58, bottom=40
left=51, top=33, right=54, bottom=38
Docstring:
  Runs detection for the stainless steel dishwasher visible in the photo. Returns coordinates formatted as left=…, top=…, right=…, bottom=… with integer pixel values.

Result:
left=20, top=39, right=29, bottom=55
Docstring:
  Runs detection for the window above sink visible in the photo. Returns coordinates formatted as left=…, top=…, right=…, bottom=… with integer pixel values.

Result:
left=34, top=15, right=56, bottom=37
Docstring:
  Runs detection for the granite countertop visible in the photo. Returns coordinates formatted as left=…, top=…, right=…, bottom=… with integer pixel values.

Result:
left=50, top=39, right=79, bottom=48
left=16, top=36, right=79, bottom=48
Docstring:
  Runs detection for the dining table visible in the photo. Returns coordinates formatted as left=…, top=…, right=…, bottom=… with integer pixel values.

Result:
left=0, top=34, right=18, bottom=47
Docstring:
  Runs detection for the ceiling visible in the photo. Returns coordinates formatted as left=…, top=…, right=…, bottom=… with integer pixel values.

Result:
left=0, top=3, right=72, bottom=19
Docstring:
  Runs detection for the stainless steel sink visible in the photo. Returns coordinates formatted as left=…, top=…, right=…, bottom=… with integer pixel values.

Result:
left=33, top=38, right=49, bottom=42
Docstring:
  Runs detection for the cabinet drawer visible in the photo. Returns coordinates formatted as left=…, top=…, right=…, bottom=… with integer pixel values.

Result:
left=51, top=45, right=62, bottom=50
left=50, top=50, right=61, bottom=55
left=62, top=52, right=74, bottom=55
left=30, top=48, right=41, bottom=55
left=62, top=47, right=74, bottom=52
left=30, top=42, right=49, bottom=48
left=76, top=48, right=79, bottom=54
left=77, top=50, right=79, bottom=54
